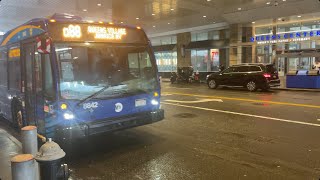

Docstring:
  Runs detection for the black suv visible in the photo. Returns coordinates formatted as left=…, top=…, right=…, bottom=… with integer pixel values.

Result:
left=206, top=64, right=280, bottom=91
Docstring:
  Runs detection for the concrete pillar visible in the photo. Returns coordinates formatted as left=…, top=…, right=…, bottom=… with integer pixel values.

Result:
left=219, top=49, right=227, bottom=66
left=241, top=26, right=254, bottom=63
left=177, top=32, right=192, bottom=67
left=229, top=24, right=243, bottom=65
left=229, top=24, right=255, bottom=64
left=272, top=19, right=277, bottom=64
left=219, top=30, right=225, bottom=40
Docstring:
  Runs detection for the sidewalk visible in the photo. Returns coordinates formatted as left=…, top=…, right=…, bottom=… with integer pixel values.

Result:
left=0, top=125, right=21, bottom=180
left=161, top=77, right=320, bottom=92
left=271, top=76, right=320, bottom=92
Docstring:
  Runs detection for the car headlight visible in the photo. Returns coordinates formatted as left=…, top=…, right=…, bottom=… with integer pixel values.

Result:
left=63, top=111, right=75, bottom=120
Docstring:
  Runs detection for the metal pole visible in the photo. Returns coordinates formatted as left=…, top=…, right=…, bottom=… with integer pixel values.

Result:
left=11, top=154, right=36, bottom=180
left=21, top=126, right=39, bottom=180
left=21, top=126, right=38, bottom=155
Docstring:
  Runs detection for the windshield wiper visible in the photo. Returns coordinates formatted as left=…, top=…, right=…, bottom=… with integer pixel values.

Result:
left=77, top=85, right=110, bottom=106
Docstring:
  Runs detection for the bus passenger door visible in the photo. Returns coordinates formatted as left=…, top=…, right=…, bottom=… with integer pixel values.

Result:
left=22, top=44, right=36, bottom=126
left=22, top=43, right=46, bottom=127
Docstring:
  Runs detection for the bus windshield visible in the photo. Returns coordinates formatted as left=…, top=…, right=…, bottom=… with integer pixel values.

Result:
left=55, top=43, right=158, bottom=100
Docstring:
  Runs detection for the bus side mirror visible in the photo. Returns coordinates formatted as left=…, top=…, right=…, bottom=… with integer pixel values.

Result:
left=36, top=37, right=52, bottom=54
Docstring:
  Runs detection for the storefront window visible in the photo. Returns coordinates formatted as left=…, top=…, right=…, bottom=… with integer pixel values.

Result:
left=289, top=43, right=299, bottom=50
left=161, top=36, right=173, bottom=45
left=191, top=50, right=209, bottom=72
left=150, top=35, right=177, bottom=46
left=151, top=37, right=161, bottom=46
left=300, top=42, right=311, bottom=49
left=210, top=49, right=220, bottom=71
left=155, top=51, right=177, bottom=72
left=197, top=32, right=209, bottom=41
left=277, top=23, right=301, bottom=33
left=301, top=22, right=313, bottom=31
left=255, top=27, right=272, bottom=35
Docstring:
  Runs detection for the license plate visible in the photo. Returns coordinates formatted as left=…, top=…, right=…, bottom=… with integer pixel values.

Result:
left=273, top=75, right=277, bottom=78
left=135, top=99, right=147, bottom=107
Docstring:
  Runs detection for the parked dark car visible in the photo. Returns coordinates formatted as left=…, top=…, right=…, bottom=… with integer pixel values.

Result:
left=206, top=64, right=280, bottom=91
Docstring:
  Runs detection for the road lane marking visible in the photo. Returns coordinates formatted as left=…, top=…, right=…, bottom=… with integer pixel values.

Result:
left=165, top=99, right=223, bottom=103
left=163, top=102, right=320, bottom=127
left=162, top=93, right=173, bottom=96
left=162, top=92, right=320, bottom=109
left=166, top=87, right=192, bottom=90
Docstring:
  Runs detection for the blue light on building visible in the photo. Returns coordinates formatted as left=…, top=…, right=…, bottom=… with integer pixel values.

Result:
left=251, top=30, right=320, bottom=42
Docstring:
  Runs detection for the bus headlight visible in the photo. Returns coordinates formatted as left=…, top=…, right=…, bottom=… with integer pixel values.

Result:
left=63, top=111, right=75, bottom=120
left=151, top=99, right=159, bottom=106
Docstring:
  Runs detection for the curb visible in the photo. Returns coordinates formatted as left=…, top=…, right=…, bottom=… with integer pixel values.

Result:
left=271, top=87, right=320, bottom=92
left=161, top=79, right=320, bottom=92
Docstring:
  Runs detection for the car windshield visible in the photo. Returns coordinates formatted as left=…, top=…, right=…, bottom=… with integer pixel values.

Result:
left=55, top=43, right=157, bottom=100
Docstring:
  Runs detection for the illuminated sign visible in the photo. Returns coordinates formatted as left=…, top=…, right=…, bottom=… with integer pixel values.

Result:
left=251, top=30, right=320, bottom=44
left=63, top=25, right=82, bottom=38
left=87, top=26, right=126, bottom=40
left=9, top=48, right=20, bottom=58
left=50, top=23, right=147, bottom=44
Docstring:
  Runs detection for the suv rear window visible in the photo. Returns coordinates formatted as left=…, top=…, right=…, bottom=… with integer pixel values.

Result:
left=265, top=65, right=277, bottom=73
left=248, top=66, right=261, bottom=72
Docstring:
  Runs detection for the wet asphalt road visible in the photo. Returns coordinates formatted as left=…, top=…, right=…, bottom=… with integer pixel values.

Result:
left=68, top=82, right=320, bottom=180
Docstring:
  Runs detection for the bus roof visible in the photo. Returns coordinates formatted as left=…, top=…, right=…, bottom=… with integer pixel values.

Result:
left=0, top=13, right=145, bottom=47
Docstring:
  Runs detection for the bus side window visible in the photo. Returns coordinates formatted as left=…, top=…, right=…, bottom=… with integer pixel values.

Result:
left=34, top=53, right=42, bottom=93
left=8, top=48, right=21, bottom=91
left=0, top=49, right=8, bottom=87
left=43, top=54, right=54, bottom=99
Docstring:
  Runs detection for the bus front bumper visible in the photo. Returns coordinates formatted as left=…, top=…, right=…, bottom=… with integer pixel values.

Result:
left=54, top=109, right=164, bottom=140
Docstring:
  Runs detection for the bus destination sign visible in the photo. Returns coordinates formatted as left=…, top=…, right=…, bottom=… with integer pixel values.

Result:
left=62, top=24, right=127, bottom=40
left=49, top=23, right=147, bottom=44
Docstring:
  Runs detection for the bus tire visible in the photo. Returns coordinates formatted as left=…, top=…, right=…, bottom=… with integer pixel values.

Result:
left=11, top=98, right=23, bottom=129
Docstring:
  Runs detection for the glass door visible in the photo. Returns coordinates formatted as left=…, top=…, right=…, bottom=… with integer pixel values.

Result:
left=278, top=57, right=285, bottom=76
left=299, top=57, right=311, bottom=70
left=288, top=57, right=299, bottom=71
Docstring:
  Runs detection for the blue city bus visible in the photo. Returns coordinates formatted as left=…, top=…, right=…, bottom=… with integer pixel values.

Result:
left=0, top=14, right=164, bottom=142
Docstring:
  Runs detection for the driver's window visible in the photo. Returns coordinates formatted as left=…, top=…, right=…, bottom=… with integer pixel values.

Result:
left=223, top=67, right=234, bottom=74
left=128, top=52, right=153, bottom=79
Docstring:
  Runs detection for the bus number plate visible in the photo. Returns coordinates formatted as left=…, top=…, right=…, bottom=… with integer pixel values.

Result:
left=135, top=99, right=146, bottom=107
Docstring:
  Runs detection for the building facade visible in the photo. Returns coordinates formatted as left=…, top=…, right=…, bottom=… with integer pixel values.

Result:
left=150, top=20, right=320, bottom=78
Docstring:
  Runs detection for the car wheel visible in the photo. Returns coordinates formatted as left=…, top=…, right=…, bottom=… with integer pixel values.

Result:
left=246, top=81, right=257, bottom=92
left=208, top=79, right=218, bottom=89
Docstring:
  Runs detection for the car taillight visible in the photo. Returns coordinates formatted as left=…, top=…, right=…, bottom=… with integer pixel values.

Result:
left=263, top=73, right=271, bottom=78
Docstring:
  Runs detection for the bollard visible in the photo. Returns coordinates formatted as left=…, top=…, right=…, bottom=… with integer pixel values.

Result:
left=35, top=138, right=70, bottom=180
left=21, top=126, right=38, bottom=155
left=21, top=126, right=39, bottom=180
left=11, top=154, right=35, bottom=180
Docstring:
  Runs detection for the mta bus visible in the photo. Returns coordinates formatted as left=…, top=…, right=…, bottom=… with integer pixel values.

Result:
left=0, top=14, right=164, bottom=142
